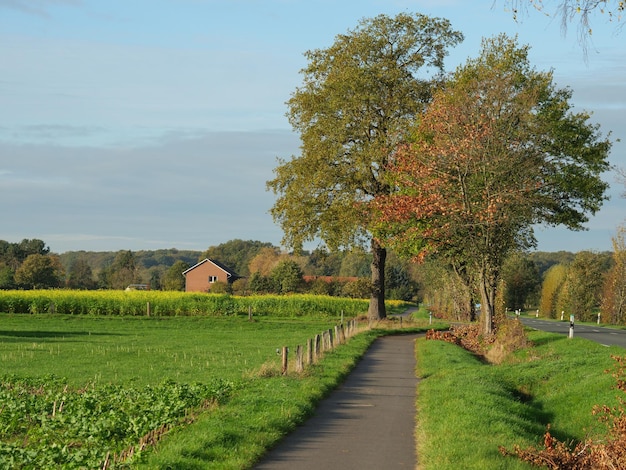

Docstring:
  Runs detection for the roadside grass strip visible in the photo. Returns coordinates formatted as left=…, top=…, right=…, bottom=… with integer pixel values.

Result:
left=416, top=330, right=622, bottom=469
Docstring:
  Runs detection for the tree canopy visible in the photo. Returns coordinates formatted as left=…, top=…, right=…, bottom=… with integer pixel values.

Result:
left=268, top=12, right=463, bottom=319
left=373, top=35, right=612, bottom=333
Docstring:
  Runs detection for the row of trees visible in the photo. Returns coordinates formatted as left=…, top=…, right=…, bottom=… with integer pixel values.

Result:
left=0, top=238, right=420, bottom=301
left=0, top=239, right=63, bottom=290
left=416, top=242, right=626, bottom=326
left=538, top=228, right=626, bottom=324
left=0, top=241, right=194, bottom=291
left=268, top=12, right=613, bottom=333
left=3, top=235, right=626, bottom=322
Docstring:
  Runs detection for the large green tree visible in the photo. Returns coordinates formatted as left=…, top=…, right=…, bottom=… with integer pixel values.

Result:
left=501, top=253, right=540, bottom=311
left=563, top=250, right=610, bottom=321
left=108, top=250, right=140, bottom=290
left=0, top=238, right=49, bottom=271
left=602, top=225, right=626, bottom=324
left=267, top=12, right=463, bottom=320
left=66, top=258, right=97, bottom=290
left=374, top=35, right=611, bottom=333
left=163, top=260, right=189, bottom=291
left=270, top=259, right=304, bottom=294
left=14, top=254, right=64, bottom=289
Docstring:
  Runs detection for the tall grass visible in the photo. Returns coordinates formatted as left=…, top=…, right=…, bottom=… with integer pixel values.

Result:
left=0, top=290, right=404, bottom=317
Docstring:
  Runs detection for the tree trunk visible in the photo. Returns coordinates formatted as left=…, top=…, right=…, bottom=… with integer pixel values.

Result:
left=368, top=238, right=387, bottom=321
left=479, top=272, right=496, bottom=336
left=469, top=297, right=477, bottom=323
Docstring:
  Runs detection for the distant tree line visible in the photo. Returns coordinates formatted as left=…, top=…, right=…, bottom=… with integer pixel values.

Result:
left=3, top=237, right=626, bottom=318
left=424, top=246, right=625, bottom=325
left=0, top=239, right=63, bottom=290
left=0, top=239, right=419, bottom=300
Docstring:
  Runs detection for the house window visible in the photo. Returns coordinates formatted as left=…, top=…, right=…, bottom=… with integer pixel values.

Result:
left=209, top=275, right=218, bottom=283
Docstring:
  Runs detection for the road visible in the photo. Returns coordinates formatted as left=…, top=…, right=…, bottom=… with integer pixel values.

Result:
left=516, top=316, right=626, bottom=349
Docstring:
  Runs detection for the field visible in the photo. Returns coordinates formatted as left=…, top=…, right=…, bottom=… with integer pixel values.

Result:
left=0, top=293, right=416, bottom=468
left=6, top=295, right=622, bottom=469
left=0, top=290, right=377, bottom=317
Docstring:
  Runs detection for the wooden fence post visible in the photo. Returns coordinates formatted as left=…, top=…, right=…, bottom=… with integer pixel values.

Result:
left=314, top=334, right=321, bottom=361
left=281, top=347, right=288, bottom=375
left=334, top=325, right=341, bottom=345
left=306, top=338, right=313, bottom=365
left=146, top=302, right=151, bottom=317
left=323, top=329, right=333, bottom=351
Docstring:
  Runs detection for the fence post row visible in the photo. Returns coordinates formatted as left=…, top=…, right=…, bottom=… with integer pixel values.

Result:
left=281, top=319, right=359, bottom=375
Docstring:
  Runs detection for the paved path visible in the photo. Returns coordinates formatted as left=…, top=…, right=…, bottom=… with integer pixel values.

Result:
left=254, top=334, right=420, bottom=470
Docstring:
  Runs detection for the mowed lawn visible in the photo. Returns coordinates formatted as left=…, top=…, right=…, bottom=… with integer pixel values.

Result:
left=0, top=313, right=341, bottom=386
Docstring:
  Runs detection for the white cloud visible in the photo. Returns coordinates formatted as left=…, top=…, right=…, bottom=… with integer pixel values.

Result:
left=0, top=129, right=299, bottom=252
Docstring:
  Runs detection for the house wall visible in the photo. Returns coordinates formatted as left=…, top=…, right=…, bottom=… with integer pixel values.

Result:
left=185, top=262, right=228, bottom=292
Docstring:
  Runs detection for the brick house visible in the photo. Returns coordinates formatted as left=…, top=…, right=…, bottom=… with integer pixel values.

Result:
left=182, top=258, right=240, bottom=292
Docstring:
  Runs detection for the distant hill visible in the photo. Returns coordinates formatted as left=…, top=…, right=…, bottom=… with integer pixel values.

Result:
left=58, top=249, right=202, bottom=280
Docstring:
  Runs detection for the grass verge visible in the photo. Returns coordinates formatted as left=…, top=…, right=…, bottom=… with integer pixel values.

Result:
left=416, top=329, right=623, bottom=469
left=136, top=329, right=384, bottom=469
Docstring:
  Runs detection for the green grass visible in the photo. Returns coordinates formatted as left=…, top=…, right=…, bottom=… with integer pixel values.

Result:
left=0, top=311, right=428, bottom=468
left=0, top=314, right=339, bottom=386
left=408, top=304, right=449, bottom=327
left=137, top=330, right=387, bottom=469
left=416, top=330, right=623, bottom=469
left=0, top=313, right=347, bottom=468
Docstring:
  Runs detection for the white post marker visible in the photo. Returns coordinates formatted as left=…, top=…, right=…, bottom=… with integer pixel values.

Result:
left=536, top=309, right=539, bottom=318
left=597, top=312, right=601, bottom=325
left=569, top=314, right=574, bottom=339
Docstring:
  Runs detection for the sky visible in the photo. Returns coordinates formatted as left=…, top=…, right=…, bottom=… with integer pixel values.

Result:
left=1, top=0, right=624, bottom=254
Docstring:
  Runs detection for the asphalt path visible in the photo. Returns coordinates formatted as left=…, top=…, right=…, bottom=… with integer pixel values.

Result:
left=516, top=316, right=626, bottom=349
left=254, top=334, right=420, bottom=470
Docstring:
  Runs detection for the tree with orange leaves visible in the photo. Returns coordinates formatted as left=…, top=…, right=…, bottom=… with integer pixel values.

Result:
left=373, top=35, right=611, bottom=334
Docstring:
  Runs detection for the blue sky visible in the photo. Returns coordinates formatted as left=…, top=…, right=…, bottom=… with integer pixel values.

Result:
left=1, top=0, right=624, bottom=254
